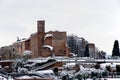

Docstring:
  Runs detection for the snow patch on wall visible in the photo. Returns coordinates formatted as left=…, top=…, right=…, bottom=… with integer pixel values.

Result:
left=44, top=34, right=53, bottom=40
left=42, top=45, right=53, bottom=51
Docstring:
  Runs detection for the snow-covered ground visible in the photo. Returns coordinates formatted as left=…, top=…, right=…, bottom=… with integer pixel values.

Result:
left=0, top=76, right=14, bottom=80
left=2, top=57, right=120, bottom=80
left=87, top=78, right=120, bottom=80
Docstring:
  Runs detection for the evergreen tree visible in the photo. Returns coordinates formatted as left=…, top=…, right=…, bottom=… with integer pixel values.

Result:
left=112, top=40, right=120, bottom=56
left=84, top=44, right=90, bottom=57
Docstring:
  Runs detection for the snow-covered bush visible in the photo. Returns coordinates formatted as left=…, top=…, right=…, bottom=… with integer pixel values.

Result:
left=18, top=67, right=28, bottom=74
left=22, top=50, right=32, bottom=62
left=75, top=65, right=107, bottom=79
left=14, top=59, right=23, bottom=72
left=23, top=50, right=32, bottom=56
left=60, top=70, right=74, bottom=80
left=100, top=63, right=120, bottom=72
left=13, top=50, right=32, bottom=72
left=60, top=70, right=68, bottom=77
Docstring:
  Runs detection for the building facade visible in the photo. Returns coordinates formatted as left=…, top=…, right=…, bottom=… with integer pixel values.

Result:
left=88, top=43, right=95, bottom=58
left=13, top=20, right=70, bottom=58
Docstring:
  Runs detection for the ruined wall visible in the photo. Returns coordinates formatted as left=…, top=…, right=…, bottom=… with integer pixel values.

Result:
left=40, top=47, right=51, bottom=57
left=47, top=31, right=69, bottom=56
left=30, top=33, right=39, bottom=58
left=12, top=20, right=70, bottom=58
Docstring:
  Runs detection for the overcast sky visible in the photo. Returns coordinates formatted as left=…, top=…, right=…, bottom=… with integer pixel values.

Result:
left=0, top=0, right=120, bottom=55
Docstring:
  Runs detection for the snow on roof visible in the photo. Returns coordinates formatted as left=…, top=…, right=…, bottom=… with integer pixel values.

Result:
left=14, top=38, right=30, bottom=44
left=75, top=66, right=105, bottom=76
left=17, top=75, right=32, bottom=79
left=64, top=63, right=76, bottom=68
left=42, top=45, right=53, bottom=50
left=0, top=60, right=14, bottom=62
left=100, top=63, right=111, bottom=69
left=28, top=57, right=53, bottom=64
left=44, top=33, right=53, bottom=40
left=23, top=50, right=32, bottom=56
left=37, top=70, right=54, bottom=74
left=100, top=63, right=120, bottom=70
left=105, top=78, right=120, bottom=80
left=69, top=53, right=77, bottom=56
left=0, top=76, right=7, bottom=80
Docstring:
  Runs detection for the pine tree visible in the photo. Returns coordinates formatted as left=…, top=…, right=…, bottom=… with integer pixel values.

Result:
left=84, top=44, right=90, bottom=57
left=112, top=40, right=120, bottom=56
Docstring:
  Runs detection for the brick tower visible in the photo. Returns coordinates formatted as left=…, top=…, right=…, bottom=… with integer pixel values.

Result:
left=37, top=20, right=45, bottom=33
left=37, top=20, right=45, bottom=56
